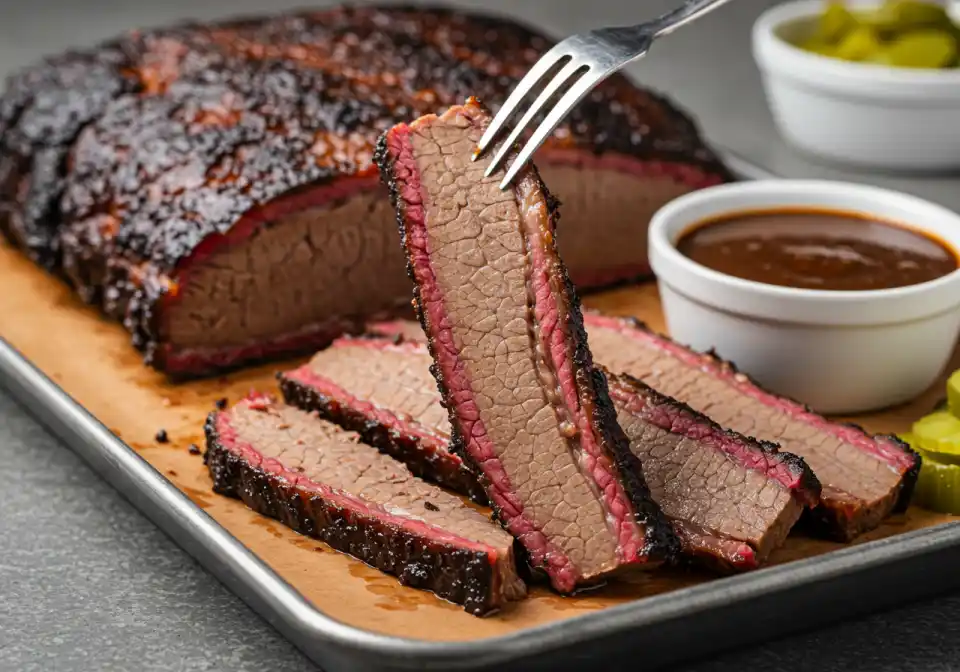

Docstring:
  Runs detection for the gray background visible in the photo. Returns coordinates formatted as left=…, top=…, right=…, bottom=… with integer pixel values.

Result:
left=3, top=0, right=960, bottom=670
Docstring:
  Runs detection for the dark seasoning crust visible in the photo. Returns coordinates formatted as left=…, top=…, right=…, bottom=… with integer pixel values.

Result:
left=588, top=312, right=921, bottom=540
left=373, top=99, right=680, bottom=589
left=0, top=5, right=733, bottom=376
left=202, top=400, right=520, bottom=616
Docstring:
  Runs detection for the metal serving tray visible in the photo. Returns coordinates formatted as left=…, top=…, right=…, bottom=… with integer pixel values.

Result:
left=2, top=149, right=959, bottom=672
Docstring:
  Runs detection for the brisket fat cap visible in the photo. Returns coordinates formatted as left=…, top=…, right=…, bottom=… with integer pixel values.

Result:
left=375, top=98, right=679, bottom=592
left=1, top=5, right=731, bottom=378
left=204, top=393, right=526, bottom=616
left=604, top=369, right=821, bottom=570
left=582, top=312, right=921, bottom=542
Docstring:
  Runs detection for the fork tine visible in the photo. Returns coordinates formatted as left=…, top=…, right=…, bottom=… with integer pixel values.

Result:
left=483, top=59, right=587, bottom=179
left=474, top=42, right=573, bottom=158
left=499, top=67, right=616, bottom=190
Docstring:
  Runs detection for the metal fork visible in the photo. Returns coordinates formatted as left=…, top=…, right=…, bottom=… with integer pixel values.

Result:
left=474, top=0, right=734, bottom=189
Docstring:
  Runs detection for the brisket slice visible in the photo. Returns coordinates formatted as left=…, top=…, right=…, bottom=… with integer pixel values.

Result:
left=375, top=99, right=679, bottom=592
left=204, top=393, right=525, bottom=616
left=582, top=312, right=921, bottom=542
left=604, top=370, right=821, bottom=570
left=279, top=336, right=489, bottom=504
left=290, top=331, right=821, bottom=570
left=0, top=5, right=731, bottom=378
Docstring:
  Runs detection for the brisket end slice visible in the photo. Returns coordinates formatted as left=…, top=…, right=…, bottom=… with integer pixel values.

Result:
left=279, top=336, right=489, bottom=504
left=604, top=369, right=821, bottom=570
left=583, top=312, right=921, bottom=542
left=203, top=393, right=525, bottom=616
left=375, top=98, right=679, bottom=592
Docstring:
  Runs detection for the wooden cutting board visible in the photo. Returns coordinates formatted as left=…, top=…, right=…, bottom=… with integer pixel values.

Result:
left=0, top=238, right=955, bottom=642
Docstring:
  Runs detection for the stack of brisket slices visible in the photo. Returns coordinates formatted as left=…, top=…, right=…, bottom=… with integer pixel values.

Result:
left=0, top=4, right=732, bottom=379
left=205, top=99, right=919, bottom=616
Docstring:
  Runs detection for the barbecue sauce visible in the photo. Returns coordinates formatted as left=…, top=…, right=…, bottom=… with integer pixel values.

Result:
left=676, top=208, right=957, bottom=291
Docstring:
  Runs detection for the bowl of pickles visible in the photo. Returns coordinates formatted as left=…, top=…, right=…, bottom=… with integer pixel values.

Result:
left=752, top=0, right=960, bottom=171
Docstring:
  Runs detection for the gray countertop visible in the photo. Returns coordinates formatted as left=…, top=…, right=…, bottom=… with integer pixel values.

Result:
left=3, top=1, right=960, bottom=670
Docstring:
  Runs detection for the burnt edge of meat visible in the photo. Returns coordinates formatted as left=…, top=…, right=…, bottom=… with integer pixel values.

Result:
left=374, top=119, right=680, bottom=568
left=202, top=409, right=505, bottom=616
left=607, top=369, right=822, bottom=507
left=588, top=312, right=922, bottom=532
left=0, top=42, right=139, bottom=270
left=560, top=273, right=680, bottom=562
left=277, top=371, right=490, bottom=504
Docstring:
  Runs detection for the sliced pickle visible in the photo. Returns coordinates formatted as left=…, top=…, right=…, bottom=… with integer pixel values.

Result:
left=820, top=2, right=858, bottom=42
left=947, top=370, right=960, bottom=415
left=898, top=434, right=960, bottom=514
left=912, top=410, right=960, bottom=456
left=887, top=0, right=953, bottom=29
left=912, top=445, right=960, bottom=514
left=886, top=30, right=958, bottom=67
left=800, top=38, right=840, bottom=57
left=836, top=26, right=883, bottom=60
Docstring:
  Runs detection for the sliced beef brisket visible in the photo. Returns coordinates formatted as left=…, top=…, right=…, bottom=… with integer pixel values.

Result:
left=286, top=332, right=820, bottom=570
left=279, top=336, right=488, bottom=504
left=376, top=99, right=679, bottom=592
left=204, top=393, right=525, bottom=615
left=0, top=5, right=731, bottom=377
left=604, top=370, right=820, bottom=570
left=583, top=313, right=921, bottom=541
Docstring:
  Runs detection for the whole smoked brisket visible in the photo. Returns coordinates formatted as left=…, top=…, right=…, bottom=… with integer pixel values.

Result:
left=0, top=5, right=731, bottom=377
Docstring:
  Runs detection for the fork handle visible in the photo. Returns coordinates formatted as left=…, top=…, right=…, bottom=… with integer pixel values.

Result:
left=645, top=0, right=735, bottom=39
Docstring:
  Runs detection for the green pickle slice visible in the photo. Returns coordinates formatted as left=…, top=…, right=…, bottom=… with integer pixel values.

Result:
left=886, top=30, right=957, bottom=67
left=946, top=369, right=960, bottom=415
left=899, top=433, right=960, bottom=514
left=820, top=2, right=858, bottom=41
left=836, top=26, right=883, bottom=60
left=911, top=410, right=960, bottom=456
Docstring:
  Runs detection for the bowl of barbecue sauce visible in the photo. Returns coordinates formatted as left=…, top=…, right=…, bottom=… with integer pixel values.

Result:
left=649, top=179, right=960, bottom=414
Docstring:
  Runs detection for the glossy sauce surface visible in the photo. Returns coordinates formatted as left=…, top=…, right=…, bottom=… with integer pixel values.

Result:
left=676, top=209, right=957, bottom=291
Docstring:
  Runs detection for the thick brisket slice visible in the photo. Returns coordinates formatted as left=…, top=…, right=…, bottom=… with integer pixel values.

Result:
left=204, top=394, right=525, bottom=615
left=1, top=5, right=730, bottom=377
left=376, top=99, right=679, bottom=592
left=604, top=370, right=821, bottom=570
left=583, top=313, right=921, bottom=541
left=279, top=336, right=488, bottom=504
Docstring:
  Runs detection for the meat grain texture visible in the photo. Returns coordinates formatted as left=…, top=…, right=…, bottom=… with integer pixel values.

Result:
left=583, top=313, right=920, bottom=541
left=280, top=335, right=489, bottom=503
left=287, top=331, right=822, bottom=570
left=604, top=369, right=821, bottom=570
left=204, top=393, right=526, bottom=615
left=0, top=5, right=731, bottom=377
left=376, top=99, right=679, bottom=592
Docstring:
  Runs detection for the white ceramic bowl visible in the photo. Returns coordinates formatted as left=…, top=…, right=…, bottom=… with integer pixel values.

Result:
left=752, top=0, right=960, bottom=171
left=648, top=179, right=960, bottom=414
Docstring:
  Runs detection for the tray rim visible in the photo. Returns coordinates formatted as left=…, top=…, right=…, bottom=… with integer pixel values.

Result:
left=3, top=147, right=958, bottom=671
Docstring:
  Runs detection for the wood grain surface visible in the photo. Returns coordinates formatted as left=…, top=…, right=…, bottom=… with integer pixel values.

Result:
left=0, top=239, right=955, bottom=642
